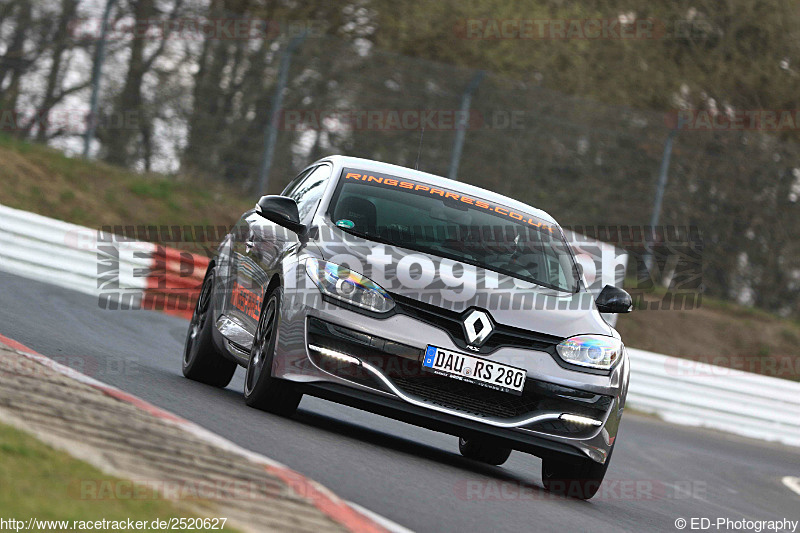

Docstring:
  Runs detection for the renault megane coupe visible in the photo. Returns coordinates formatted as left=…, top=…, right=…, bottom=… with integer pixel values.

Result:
left=182, top=155, right=632, bottom=499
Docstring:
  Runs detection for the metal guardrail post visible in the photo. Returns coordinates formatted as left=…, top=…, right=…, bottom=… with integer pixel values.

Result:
left=82, top=0, right=117, bottom=158
left=256, top=30, right=308, bottom=195
left=448, top=70, right=485, bottom=181
left=644, top=128, right=678, bottom=273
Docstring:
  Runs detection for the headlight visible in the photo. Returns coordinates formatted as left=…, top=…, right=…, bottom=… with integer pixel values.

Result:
left=556, top=335, right=623, bottom=370
left=304, top=258, right=394, bottom=313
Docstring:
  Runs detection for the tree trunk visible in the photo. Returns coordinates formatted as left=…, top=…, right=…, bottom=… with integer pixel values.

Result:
left=103, top=0, right=153, bottom=166
left=0, top=1, right=32, bottom=116
left=33, top=0, right=78, bottom=142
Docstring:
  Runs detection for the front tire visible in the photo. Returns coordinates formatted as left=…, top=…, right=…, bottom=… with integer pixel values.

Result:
left=243, top=286, right=302, bottom=415
left=541, top=449, right=613, bottom=500
left=458, top=437, right=512, bottom=466
left=182, top=267, right=237, bottom=388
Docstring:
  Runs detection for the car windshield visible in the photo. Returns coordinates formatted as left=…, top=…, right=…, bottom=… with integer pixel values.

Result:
left=327, top=169, right=580, bottom=292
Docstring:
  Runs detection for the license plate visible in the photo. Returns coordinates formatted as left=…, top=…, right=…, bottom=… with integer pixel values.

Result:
left=422, top=345, right=526, bottom=396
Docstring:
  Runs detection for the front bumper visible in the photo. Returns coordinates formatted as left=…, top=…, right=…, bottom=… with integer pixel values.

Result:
left=276, top=290, right=627, bottom=464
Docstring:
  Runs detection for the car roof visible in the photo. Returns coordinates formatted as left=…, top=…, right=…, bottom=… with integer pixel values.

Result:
left=316, top=155, right=558, bottom=225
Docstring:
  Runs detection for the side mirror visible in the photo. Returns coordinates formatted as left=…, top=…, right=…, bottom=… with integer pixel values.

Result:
left=595, top=285, right=633, bottom=313
left=255, top=195, right=306, bottom=235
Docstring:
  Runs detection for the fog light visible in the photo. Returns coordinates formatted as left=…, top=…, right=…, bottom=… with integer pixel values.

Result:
left=308, top=344, right=361, bottom=365
left=560, top=414, right=602, bottom=427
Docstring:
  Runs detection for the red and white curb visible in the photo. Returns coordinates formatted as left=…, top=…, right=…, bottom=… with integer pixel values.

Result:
left=0, top=332, right=409, bottom=533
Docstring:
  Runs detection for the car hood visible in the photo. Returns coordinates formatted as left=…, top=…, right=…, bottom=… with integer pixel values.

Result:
left=313, top=221, right=612, bottom=339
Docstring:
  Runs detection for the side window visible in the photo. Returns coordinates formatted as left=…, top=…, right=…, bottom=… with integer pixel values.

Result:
left=281, top=168, right=313, bottom=197
left=287, top=165, right=331, bottom=224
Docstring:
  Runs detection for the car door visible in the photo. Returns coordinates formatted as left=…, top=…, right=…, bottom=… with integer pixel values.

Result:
left=228, top=164, right=332, bottom=339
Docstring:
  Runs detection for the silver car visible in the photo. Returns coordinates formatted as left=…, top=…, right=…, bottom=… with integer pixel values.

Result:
left=182, top=155, right=632, bottom=499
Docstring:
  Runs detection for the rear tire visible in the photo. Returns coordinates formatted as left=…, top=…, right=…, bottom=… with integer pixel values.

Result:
left=243, top=286, right=302, bottom=416
left=541, top=449, right=613, bottom=500
left=458, top=437, right=512, bottom=466
left=182, top=267, right=237, bottom=388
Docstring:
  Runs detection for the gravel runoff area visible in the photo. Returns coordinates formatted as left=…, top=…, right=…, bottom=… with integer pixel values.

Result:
left=0, top=337, right=385, bottom=533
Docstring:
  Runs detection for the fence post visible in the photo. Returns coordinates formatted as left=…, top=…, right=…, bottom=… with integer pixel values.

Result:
left=644, top=128, right=678, bottom=273
left=448, top=70, right=485, bottom=181
left=82, top=0, right=116, bottom=158
left=256, top=30, right=308, bottom=195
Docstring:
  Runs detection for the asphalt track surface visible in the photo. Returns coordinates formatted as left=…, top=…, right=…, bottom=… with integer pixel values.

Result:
left=2, top=271, right=799, bottom=533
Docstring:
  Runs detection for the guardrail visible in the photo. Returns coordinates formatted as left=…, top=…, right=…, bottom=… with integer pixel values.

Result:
left=0, top=204, right=154, bottom=301
left=0, top=204, right=200, bottom=318
left=1, top=203, right=798, bottom=447
left=627, top=348, right=800, bottom=447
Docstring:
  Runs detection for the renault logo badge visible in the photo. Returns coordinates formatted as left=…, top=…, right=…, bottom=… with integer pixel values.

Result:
left=462, top=309, right=493, bottom=347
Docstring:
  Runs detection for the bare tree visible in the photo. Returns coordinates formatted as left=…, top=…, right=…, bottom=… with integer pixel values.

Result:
left=32, top=0, right=79, bottom=142
left=0, top=0, right=32, bottom=113
left=103, top=0, right=183, bottom=168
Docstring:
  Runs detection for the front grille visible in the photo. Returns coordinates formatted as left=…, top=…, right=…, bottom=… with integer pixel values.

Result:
left=391, top=292, right=563, bottom=355
left=392, top=368, right=611, bottom=425
left=392, top=373, right=537, bottom=419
